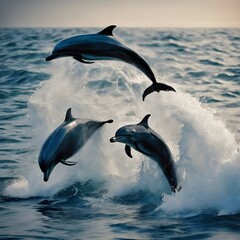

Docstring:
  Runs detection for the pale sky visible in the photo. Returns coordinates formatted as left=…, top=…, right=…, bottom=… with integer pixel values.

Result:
left=0, top=0, right=240, bottom=28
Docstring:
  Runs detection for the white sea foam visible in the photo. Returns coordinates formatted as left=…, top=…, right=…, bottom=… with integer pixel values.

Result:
left=5, top=58, right=240, bottom=215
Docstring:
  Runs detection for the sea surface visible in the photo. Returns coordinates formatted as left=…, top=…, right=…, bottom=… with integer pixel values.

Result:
left=0, top=27, right=240, bottom=239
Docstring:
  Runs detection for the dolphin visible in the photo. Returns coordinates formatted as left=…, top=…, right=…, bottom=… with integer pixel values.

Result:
left=46, top=25, right=175, bottom=101
left=38, top=108, right=113, bottom=182
left=110, top=114, right=180, bottom=192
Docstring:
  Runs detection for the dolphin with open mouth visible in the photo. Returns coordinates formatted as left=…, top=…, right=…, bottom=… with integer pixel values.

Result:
left=46, top=25, right=175, bottom=101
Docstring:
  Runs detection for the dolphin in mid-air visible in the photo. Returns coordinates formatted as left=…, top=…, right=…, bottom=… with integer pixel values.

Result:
left=46, top=25, right=175, bottom=101
left=110, top=114, right=180, bottom=192
left=38, top=108, right=113, bottom=182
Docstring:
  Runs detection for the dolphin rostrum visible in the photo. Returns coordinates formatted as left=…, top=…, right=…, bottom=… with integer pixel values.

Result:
left=46, top=25, right=175, bottom=101
left=110, top=114, right=180, bottom=192
left=38, top=108, right=113, bottom=182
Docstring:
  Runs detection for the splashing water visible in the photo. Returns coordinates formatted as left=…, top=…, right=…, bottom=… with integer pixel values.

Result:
left=4, top=55, right=239, bottom=216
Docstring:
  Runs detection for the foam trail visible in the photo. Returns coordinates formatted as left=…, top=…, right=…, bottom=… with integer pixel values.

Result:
left=4, top=59, right=240, bottom=216
left=147, top=92, right=240, bottom=215
left=5, top=60, right=146, bottom=197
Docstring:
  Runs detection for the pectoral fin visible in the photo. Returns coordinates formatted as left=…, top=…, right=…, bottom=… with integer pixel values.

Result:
left=60, top=159, right=77, bottom=166
left=73, top=56, right=94, bottom=64
left=125, top=145, right=133, bottom=158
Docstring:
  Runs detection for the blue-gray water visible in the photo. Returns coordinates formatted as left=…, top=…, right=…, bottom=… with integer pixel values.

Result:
left=0, top=28, right=240, bottom=239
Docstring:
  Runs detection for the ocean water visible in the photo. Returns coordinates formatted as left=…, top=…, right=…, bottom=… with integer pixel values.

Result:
left=0, top=27, right=240, bottom=239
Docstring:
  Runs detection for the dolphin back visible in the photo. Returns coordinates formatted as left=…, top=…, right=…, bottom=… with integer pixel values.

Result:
left=146, top=128, right=179, bottom=192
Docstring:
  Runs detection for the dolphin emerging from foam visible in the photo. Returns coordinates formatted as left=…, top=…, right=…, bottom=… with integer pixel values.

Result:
left=110, top=115, right=180, bottom=192
left=38, top=108, right=113, bottom=182
left=46, top=25, right=175, bottom=101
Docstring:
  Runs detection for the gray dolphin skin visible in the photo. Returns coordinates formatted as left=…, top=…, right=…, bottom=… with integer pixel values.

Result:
left=46, top=25, right=175, bottom=101
left=110, top=115, right=180, bottom=192
left=38, top=108, right=113, bottom=182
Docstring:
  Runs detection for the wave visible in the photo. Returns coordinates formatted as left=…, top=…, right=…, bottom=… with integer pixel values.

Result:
left=187, top=71, right=208, bottom=78
left=163, top=43, right=188, bottom=53
left=199, top=59, right=224, bottom=67
left=3, top=56, right=240, bottom=216
left=214, top=72, right=238, bottom=81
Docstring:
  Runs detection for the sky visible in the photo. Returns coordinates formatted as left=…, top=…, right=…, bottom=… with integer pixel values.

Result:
left=0, top=0, right=240, bottom=28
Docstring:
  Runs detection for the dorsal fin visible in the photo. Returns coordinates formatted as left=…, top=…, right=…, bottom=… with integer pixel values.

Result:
left=97, top=25, right=116, bottom=36
left=138, top=114, right=151, bottom=128
left=65, top=108, right=74, bottom=122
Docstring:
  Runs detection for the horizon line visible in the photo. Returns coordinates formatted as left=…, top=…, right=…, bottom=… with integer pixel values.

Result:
left=1, top=26, right=240, bottom=29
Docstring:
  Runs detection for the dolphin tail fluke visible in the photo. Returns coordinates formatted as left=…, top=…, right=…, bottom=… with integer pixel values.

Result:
left=142, top=82, right=176, bottom=101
